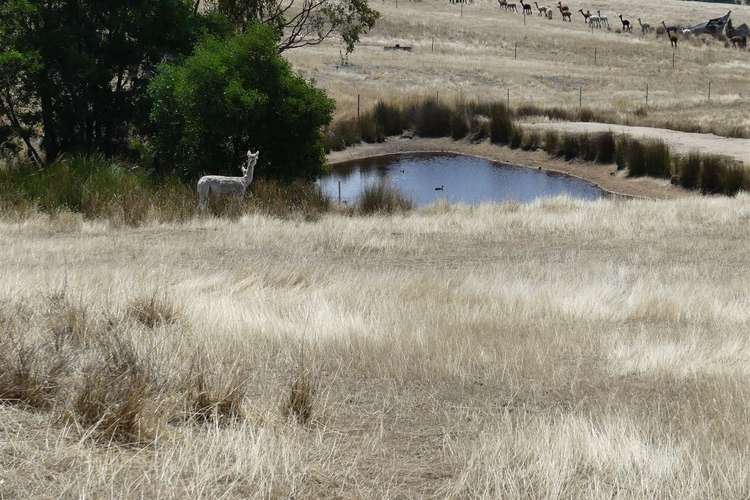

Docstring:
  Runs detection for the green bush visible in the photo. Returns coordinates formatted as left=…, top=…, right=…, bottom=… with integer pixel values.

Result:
left=149, top=26, right=335, bottom=180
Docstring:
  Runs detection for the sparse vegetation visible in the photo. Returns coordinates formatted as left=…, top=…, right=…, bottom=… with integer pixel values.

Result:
left=357, top=182, right=413, bottom=214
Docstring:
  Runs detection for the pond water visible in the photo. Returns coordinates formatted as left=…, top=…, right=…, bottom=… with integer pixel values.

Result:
left=318, top=153, right=604, bottom=207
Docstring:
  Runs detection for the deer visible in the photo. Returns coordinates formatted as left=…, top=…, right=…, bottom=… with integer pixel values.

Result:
left=197, top=150, right=259, bottom=211
left=662, top=21, right=678, bottom=49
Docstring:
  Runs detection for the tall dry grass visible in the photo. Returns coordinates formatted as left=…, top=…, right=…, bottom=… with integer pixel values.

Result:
left=4, top=196, right=750, bottom=497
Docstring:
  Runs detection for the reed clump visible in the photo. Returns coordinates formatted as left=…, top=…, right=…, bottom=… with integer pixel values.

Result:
left=357, top=183, right=413, bottom=214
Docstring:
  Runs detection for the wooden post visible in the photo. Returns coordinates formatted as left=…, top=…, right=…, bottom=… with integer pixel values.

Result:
left=645, top=83, right=648, bottom=107
left=338, top=181, right=341, bottom=204
left=579, top=87, right=582, bottom=109
left=507, top=88, right=510, bottom=109
left=436, top=90, right=439, bottom=101
left=594, top=47, right=597, bottom=65
left=523, top=10, right=526, bottom=25
left=708, top=80, right=711, bottom=102
left=672, top=50, right=675, bottom=69
left=460, top=2, right=463, bottom=16
left=514, top=42, right=517, bottom=60
left=431, top=37, right=435, bottom=53
left=357, top=94, right=360, bottom=120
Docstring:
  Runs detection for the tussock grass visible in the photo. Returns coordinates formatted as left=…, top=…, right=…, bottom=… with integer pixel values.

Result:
left=126, top=293, right=179, bottom=328
left=282, top=370, right=316, bottom=425
left=357, top=182, right=413, bottom=214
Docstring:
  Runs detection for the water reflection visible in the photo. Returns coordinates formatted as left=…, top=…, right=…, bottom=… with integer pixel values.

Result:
left=318, top=153, right=603, bottom=207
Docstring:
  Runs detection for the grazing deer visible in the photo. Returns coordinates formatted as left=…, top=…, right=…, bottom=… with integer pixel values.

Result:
left=619, top=14, right=632, bottom=33
left=662, top=21, right=679, bottom=48
left=197, top=150, right=259, bottom=210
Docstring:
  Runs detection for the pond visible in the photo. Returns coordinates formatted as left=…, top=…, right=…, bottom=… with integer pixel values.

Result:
left=318, top=153, right=604, bottom=207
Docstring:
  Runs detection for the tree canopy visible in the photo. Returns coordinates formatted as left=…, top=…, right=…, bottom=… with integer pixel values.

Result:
left=148, top=25, right=335, bottom=180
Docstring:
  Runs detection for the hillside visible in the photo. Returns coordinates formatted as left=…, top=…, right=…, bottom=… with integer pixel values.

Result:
left=288, top=0, right=750, bottom=135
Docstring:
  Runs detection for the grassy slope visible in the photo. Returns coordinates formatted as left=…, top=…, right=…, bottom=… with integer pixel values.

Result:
left=3, top=197, right=750, bottom=498
left=287, top=0, right=750, bottom=134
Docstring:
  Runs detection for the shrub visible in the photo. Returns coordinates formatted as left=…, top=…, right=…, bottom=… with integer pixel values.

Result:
left=577, top=134, right=597, bottom=162
left=414, top=98, right=452, bottom=138
left=578, top=108, right=595, bottom=122
left=509, top=126, right=524, bottom=149
left=450, top=110, right=470, bottom=140
left=149, top=26, right=335, bottom=180
left=358, top=113, right=383, bottom=143
left=642, top=140, right=672, bottom=178
left=623, top=139, right=647, bottom=176
left=181, top=362, right=244, bottom=425
left=700, top=155, right=725, bottom=194
left=521, top=130, right=541, bottom=151
left=719, top=164, right=746, bottom=196
left=323, top=118, right=361, bottom=152
left=593, top=132, right=616, bottom=164
left=558, top=133, right=579, bottom=160
left=677, top=153, right=701, bottom=190
left=373, top=100, right=407, bottom=137
left=615, top=136, right=629, bottom=170
left=489, top=104, right=514, bottom=144
left=357, top=183, right=413, bottom=214
left=542, top=129, right=560, bottom=154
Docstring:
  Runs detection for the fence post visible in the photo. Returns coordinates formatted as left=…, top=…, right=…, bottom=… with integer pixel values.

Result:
left=357, top=94, right=360, bottom=121
left=579, top=87, right=582, bottom=109
left=460, top=2, right=463, bottom=16
left=338, top=181, right=341, bottom=204
left=645, top=83, right=648, bottom=107
left=514, top=42, right=517, bottom=60
left=507, top=88, right=510, bottom=109
left=594, top=47, right=597, bottom=65
left=672, top=50, right=675, bottom=69
left=708, top=80, right=711, bottom=102
left=432, top=37, right=435, bottom=53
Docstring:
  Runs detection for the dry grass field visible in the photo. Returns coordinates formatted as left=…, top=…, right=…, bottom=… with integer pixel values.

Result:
left=4, top=195, right=750, bottom=498
left=287, top=0, right=750, bottom=135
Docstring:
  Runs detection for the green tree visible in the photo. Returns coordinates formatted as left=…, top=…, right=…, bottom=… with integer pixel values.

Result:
left=0, top=0, right=200, bottom=163
left=148, top=25, right=335, bottom=180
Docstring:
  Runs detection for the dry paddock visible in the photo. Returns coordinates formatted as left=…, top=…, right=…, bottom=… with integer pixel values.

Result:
left=2, top=194, right=750, bottom=498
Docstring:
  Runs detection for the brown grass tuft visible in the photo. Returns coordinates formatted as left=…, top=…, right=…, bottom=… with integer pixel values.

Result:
left=126, top=294, right=178, bottom=328
left=282, top=371, right=316, bottom=425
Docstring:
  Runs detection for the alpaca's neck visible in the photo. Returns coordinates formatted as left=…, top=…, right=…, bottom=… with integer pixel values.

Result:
left=243, top=165, right=255, bottom=187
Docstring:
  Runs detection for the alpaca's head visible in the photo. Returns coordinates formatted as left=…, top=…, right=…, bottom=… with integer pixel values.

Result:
left=242, top=150, right=260, bottom=176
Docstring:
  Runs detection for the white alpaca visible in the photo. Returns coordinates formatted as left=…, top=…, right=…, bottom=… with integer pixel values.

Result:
left=597, top=10, right=609, bottom=28
left=197, top=150, right=259, bottom=210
